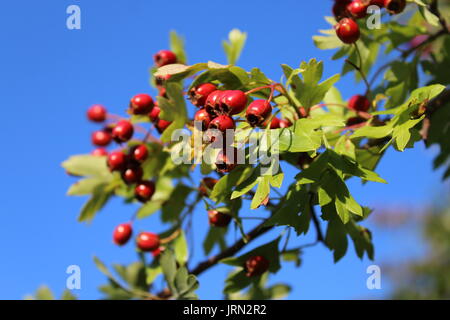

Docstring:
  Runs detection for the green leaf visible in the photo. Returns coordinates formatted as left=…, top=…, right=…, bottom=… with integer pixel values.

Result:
left=289, top=59, right=340, bottom=109
left=173, top=230, right=189, bottom=265
left=62, top=154, right=110, bottom=177
left=170, top=31, right=187, bottom=64
left=264, top=184, right=311, bottom=235
left=203, top=227, right=228, bottom=255
left=222, top=29, right=247, bottom=65
left=146, top=261, right=162, bottom=285
left=78, top=182, right=115, bottom=222
left=251, top=176, right=271, bottom=209
left=67, top=176, right=112, bottom=196
left=161, top=184, right=192, bottom=222
left=418, top=5, right=440, bottom=27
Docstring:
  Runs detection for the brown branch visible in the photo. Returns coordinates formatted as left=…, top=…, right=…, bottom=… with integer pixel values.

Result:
left=309, top=192, right=324, bottom=243
left=190, top=221, right=274, bottom=276
left=401, top=29, right=448, bottom=60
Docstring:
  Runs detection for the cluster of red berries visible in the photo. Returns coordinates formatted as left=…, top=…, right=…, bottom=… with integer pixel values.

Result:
left=87, top=102, right=156, bottom=203
left=189, top=83, right=292, bottom=173
left=333, top=0, right=407, bottom=44
left=113, top=223, right=162, bottom=256
left=88, top=105, right=135, bottom=155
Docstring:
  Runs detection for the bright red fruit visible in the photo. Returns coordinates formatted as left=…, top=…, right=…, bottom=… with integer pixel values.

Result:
left=205, top=90, right=225, bottom=115
left=130, top=94, right=154, bottom=115
left=156, top=119, right=172, bottom=134
left=112, top=120, right=134, bottom=142
left=216, top=148, right=239, bottom=173
left=246, top=100, right=272, bottom=127
left=121, top=166, right=144, bottom=184
left=153, top=50, right=177, bottom=67
left=245, top=255, right=270, bottom=277
left=348, top=95, right=371, bottom=112
left=113, top=223, right=133, bottom=246
left=107, top=151, right=127, bottom=171
left=135, top=181, right=155, bottom=202
left=384, top=0, right=406, bottom=14
left=270, top=117, right=292, bottom=129
left=87, top=104, right=107, bottom=122
left=136, top=232, right=160, bottom=252
left=91, top=148, right=108, bottom=157
left=194, top=108, right=213, bottom=131
left=149, top=105, right=161, bottom=122
left=189, top=83, right=218, bottom=108
left=208, top=210, right=232, bottom=227
left=208, top=115, right=235, bottom=131
left=91, top=130, right=112, bottom=147
left=347, top=0, right=368, bottom=19
left=335, top=18, right=360, bottom=44
left=132, top=144, right=148, bottom=163
left=220, top=90, right=248, bottom=115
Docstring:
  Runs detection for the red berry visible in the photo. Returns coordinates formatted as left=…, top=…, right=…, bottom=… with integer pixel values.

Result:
left=246, top=100, right=272, bottom=127
left=348, top=94, right=371, bottom=112
left=384, top=0, right=406, bottom=14
left=335, top=18, right=360, bottom=44
left=121, top=165, right=144, bottom=184
left=91, top=148, right=108, bottom=157
left=136, top=232, right=160, bottom=252
left=333, top=0, right=352, bottom=20
left=189, top=83, right=218, bottom=108
left=156, top=119, right=172, bottom=134
left=347, top=0, right=368, bottom=19
left=151, top=247, right=164, bottom=258
left=245, top=255, right=270, bottom=277
left=154, top=50, right=177, bottom=67
left=208, top=210, right=232, bottom=227
left=135, top=181, right=155, bottom=202
left=208, top=115, right=235, bottom=131
left=219, top=90, right=248, bottom=115
left=149, top=105, right=160, bottom=122
left=132, top=144, right=148, bottom=163
left=130, top=94, right=154, bottom=115
left=194, top=108, right=213, bottom=131
left=216, top=148, right=239, bottom=173
left=87, top=104, right=107, bottom=122
left=199, top=177, right=218, bottom=197
left=91, top=130, right=112, bottom=147
left=112, top=120, right=134, bottom=142
left=158, top=87, right=168, bottom=99
left=107, top=151, right=127, bottom=171
left=270, top=117, right=292, bottom=129
left=113, top=223, right=133, bottom=246
left=205, top=90, right=224, bottom=115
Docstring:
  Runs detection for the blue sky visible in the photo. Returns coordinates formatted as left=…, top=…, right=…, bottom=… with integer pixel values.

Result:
left=0, top=0, right=447, bottom=300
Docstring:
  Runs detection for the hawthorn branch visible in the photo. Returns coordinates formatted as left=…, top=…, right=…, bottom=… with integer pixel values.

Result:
left=190, top=220, right=274, bottom=276
left=309, top=192, right=325, bottom=243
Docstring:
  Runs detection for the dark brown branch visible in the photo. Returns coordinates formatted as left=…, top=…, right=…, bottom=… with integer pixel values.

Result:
left=190, top=221, right=273, bottom=276
left=309, top=192, right=325, bottom=243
